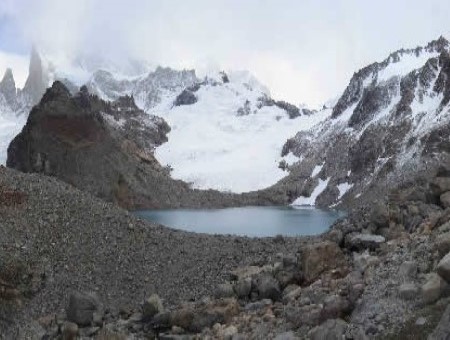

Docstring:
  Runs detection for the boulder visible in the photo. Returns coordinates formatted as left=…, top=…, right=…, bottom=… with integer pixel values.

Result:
left=233, top=278, right=252, bottom=299
left=421, top=273, right=448, bottom=304
left=435, top=232, right=450, bottom=257
left=282, top=285, right=302, bottom=302
left=440, top=191, right=450, bottom=208
left=173, top=89, right=197, bottom=106
left=255, top=274, right=281, bottom=301
left=66, top=292, right=100, bottom=327
left=143, top=294, right=164, bottom=320
left=437, top=252, right=450, bottom=283
left=301, top=241, right=348, bottom=283
left=345, top=233, right=385, bottom=251
left=308, top=319, right=348, bottom=340
left=398, top=283, right=419, bottom=300
left=431, top=177, right=450, bottom=196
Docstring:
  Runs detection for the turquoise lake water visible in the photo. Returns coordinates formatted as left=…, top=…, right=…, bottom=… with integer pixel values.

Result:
left=135, top=206, right=345, bottom=237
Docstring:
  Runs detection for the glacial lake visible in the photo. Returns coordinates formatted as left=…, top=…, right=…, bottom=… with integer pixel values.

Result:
left=135, top=206, right=346, bottom=237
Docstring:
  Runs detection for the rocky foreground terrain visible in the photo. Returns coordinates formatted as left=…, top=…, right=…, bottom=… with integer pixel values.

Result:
left=4, top=161, right=450, bottom=338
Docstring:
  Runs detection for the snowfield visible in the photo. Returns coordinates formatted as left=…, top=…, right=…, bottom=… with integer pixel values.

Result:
left=152, top=80, right=329, bottom=193
left=0, top=114, right=25, bottom=165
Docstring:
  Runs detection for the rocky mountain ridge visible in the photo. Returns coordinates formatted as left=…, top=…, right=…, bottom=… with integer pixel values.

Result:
left=275, top=36, right=450, bottom=209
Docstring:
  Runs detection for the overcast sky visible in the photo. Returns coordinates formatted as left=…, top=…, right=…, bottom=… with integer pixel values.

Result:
left=0, top=0, right=450, bottom=107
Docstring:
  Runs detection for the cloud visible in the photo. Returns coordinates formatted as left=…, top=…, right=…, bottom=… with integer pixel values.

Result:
left=1, top=0, right=450, bottom=106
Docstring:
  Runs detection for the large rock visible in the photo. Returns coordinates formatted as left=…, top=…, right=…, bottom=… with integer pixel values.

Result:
left=421, top=273, right=448, bottom=304
left=435, top=232, right=450, bottom=258
left=233, top=278, right=252, bottom=299
left=308, top=319, right=348, bottom=340
left=66, top=292, right=100, bottom=327
left=398, top=283, right=419, bottom=300
left=143, top=294, right=164, bottom=320
left=440, top=191, right=450, bottom=208
left=255, top=274, right=281, bottom=301
left=301, top=241, right=348, bottom=283
left=437, top=252, right=450, bottom=283
left=173, top=89, right=197, bottom=106
left=431, top=177, right=450, bottom=196
left=345, top=233, right=385, bottom=251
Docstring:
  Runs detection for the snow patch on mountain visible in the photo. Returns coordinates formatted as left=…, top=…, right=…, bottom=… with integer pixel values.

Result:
left=152, top=78, right=328, bottom=193
left=377, top=51, right=439, bottom=83
left=292, top=177, right=330, bottom=206
left=0, top=114, right=25, bottom=165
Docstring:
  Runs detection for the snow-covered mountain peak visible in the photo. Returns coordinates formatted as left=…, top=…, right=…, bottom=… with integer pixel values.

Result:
left=282, top=36, right=450, bottom=208
left=332, top=37, right=450, bottom=120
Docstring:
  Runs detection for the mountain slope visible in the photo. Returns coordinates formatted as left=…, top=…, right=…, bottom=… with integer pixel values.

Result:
left=278, top=36, right=450, bottom=208
left=150, top=75, right=325, bottom=192
left=6, top=82, right=286, bottom=209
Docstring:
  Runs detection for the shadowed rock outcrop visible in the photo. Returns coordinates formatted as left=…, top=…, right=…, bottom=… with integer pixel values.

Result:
left=6, top=82, right=282, bottom=209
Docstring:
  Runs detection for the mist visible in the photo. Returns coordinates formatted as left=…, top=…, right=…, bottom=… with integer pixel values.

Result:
left=1, top=0, right=450, bottom=107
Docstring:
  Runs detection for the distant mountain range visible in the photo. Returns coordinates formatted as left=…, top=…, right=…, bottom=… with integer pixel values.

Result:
left=2, top=36, right=450, bottom=208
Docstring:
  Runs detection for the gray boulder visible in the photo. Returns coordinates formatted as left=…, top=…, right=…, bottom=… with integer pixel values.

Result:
left=174, top=89, right=197, bottom=106
left=398, top=283, right=419, bottom=300
left=431, top=177, right=450, bottom=196
left=143, top=294, right=164, bottom=320
left=255, top=274, right=281, bottom=301
left=440, top=191, right=450, bottom=208
left=421, top=273, right=448, bottom=304
left=233, top=278, right=252, bottom=299
left=435, top=232, right=450, bottom=257
left=345, top=233, right=385, bottom=251
left=66, top=292, right=100, bottom=327
left=437, top=252, right=450, bottom=283
left=301, top=241, right=347, bottom=283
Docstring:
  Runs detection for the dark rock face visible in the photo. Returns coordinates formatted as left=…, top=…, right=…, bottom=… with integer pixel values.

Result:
left=22, top=46, right=48, bottom=105
left=0, top=68, right=17, bottom=108
left=6, top=82, right=281, bottom=209
left=348, top=77, right=399, bottom=128
left=256, top=95, right=305, bottom=119
left=173, top=89, right=197, bottom=106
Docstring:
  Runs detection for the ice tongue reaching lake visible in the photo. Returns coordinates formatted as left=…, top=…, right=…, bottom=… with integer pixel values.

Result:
left=135, top=206, right=345, bottom=237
